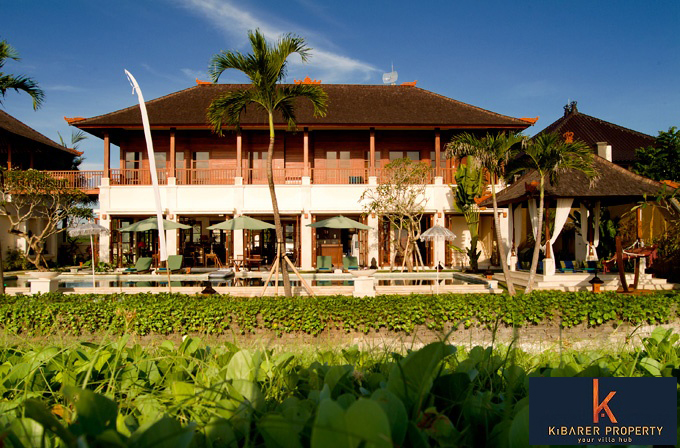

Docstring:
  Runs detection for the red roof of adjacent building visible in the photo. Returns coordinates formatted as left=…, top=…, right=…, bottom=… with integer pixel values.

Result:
left=538, top=102, right=654, bottom=164
left=0, top=110, right=82, bottom=156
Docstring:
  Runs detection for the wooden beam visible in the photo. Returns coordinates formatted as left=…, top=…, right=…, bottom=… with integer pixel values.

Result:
left=103, top=132, right=110, bottom=177
left=435, top=128, right=441, bottom=177
left=169, top=128, right=176, bottom=177
left=303, top=128, right=309, bottom=177
left=236, top=131, right=242, bottom=177
left=370, top=128, right=375, bottom=176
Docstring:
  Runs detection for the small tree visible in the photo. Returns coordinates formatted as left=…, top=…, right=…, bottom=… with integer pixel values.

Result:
left=633, top=126, right=680, bottom=182
left=0, top=169, right=92, bottom=270
left=361, top=158, right=430, bottom=272
left=451, top=160, right=484, bottom=272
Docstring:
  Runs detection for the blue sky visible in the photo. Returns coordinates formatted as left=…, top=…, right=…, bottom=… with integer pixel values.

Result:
left=3, top=0, right=678, bottom=170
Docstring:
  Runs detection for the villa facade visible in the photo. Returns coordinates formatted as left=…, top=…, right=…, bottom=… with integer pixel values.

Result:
left=70, top=82, right=533, bottom=270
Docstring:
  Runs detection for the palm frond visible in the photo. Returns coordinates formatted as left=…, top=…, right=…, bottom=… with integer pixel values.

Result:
left=206, top=88, right=258, bottom=134
left=0, top=74, right=44, bottom=109
left=0, top=40, right=20, bottom=69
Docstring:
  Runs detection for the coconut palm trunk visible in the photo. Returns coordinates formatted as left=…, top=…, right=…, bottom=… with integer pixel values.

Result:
left=525, top=175, right=545, bottom=294
left=267, top=113, right=291, bottom=296
left=490, top=183, right=516, bottom=296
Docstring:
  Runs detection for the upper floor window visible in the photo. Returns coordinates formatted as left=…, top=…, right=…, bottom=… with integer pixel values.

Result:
left=125, top=151, right=141, bottom=170
left=327, top=150, right=350, bottom=169
left=176, top=152, right=185, bottom=169
left=193, top=151, right=209, bottom=169
left=430, top=151, right=447, bottom=169
left=154, top=152, right=167, bottom=169
left=389, top=151, right=420, bottom=162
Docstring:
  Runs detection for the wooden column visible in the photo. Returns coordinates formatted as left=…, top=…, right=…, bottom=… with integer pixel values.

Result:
left=236, top=131, right=242, bottom=177
left=303, top=128, right=309, bottom=177
left=169, top=128, right=176, bottom=177
left=544, top=200, right=551, bottom=259
left=435, top=128, right=441, bottom=177
left=29, top=150, right=34, bottom=169
left=369, top=128, right=376, bottom=176
left=103, top=132, right=110, bottom=177
left=7, top=142, right=12, bottom=169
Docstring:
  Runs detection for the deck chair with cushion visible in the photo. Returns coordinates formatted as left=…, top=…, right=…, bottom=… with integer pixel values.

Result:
left=155, top=255, right=184, bottom=274
left=583, top=260, right=598, bottom=273
left=124, top=257, right=153, bottom=274
left=559, top=260, right=582, bottom=273
left=343, top=256, right=359, bottom=271
left=316, top=255, right=332, bottom=272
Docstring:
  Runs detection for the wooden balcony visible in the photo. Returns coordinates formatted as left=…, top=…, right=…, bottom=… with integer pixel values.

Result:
left=42, top=167, right=457, bottom=191
left=43, top=171, right=103, bottom=194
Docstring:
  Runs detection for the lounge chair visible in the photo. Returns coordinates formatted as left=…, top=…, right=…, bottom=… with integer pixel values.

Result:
left=559, top=260, right=582, bottom=273
left=124, top=257, right=153, bottom=274
left=343, top=256, right=359, bottom=271
left=155, top=255, right=184, bottom=274
left=316, top=255, right=332, bottom=272
left=582, top=260, right=598, bottom=273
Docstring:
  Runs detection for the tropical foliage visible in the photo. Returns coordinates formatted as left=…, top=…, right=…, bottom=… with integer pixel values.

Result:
left=0, top=327, right=679, bottom=447
left=207, top=30, right=328, bottom=297
left=361, top=158, right=431, bottom=271
left=446, top=132, right=527, bottom=296
left=451, top=160, right=484, bottom=272
left=505, top=133, right=595, bottom=293
left=0, top=168, right=92, bottom=270
left=1, top=291, right=678, bottom=337
left=0, top=39, right=44, bottom=109
left=633, top=126, right=680, bottom=182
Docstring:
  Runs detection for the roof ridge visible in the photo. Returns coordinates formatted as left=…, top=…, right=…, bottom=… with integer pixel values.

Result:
left=411, top=86, right=528, bottom=125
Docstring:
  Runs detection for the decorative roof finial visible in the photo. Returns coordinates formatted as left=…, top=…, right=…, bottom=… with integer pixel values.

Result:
left=564, top=100, right=578, bottom=116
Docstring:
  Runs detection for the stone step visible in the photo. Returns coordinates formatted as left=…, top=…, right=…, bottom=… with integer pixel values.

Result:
left=494, top=271, right=678, bottom=291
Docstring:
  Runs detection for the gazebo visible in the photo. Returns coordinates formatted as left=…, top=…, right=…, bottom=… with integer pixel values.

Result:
left=481, top=155, right=673, bottom=288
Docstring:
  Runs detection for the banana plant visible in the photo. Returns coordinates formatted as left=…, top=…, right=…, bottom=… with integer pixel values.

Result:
left=452, top=160, right=484, bottom=272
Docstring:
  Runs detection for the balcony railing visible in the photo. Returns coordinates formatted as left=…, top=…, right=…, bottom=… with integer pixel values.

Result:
left=42, top=167, right=460, bottom=190
left=110, top=169, right=169, bottom=185
left=312, top=168, right=370, bottom=185
left=176, top=168, right=237, bottom=185
left=43, top=171, right=103, bottom=192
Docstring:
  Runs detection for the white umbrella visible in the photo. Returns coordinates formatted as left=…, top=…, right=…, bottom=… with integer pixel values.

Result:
left=419, top=225, right=456, bottom=295
left=68, top=222, right=109, bottom=292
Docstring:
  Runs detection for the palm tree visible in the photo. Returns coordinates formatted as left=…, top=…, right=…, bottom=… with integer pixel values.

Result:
left=207, top=30, right=328, bottom=297
left=0, top=39, right=44, bottom=109
left=505, top=133, right=595, bottom=293
left=58, top=129, right=87, bottom=170
left=446, top=132, right=527, bottom=296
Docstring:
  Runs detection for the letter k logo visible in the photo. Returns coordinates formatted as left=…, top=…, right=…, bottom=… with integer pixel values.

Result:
left=593, top=378, right=617, bottom=423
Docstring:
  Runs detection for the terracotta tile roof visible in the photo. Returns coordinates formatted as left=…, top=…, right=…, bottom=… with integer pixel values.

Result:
left=73, top=84, right=531, bottom=133
left=481, top=155, right=672, bottom=207
left=0, top=110, right=81, bottom=156
left=538, top=105, right=654, bottom=164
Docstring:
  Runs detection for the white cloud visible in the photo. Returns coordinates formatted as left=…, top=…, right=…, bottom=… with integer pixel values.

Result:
left=175, top=0, right=379, bottom=83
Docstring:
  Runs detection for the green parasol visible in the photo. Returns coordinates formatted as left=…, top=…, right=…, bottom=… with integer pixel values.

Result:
left=307, top=215, right=372, bottom=229
left=207, top=215, right=275, bottom=231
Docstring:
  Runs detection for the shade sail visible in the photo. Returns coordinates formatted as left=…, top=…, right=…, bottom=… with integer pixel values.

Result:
left=118, top=217, right=191, bottom=232
left=419, top=225, right=456, bottom=242
left=307, top=215, right=372, bottom=230
left=207, top=215, right=275, bottom=231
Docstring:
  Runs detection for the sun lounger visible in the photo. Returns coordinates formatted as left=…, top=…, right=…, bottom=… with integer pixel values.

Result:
left=582, top=260, right=598, bottom=273
left=559, top=260, right=582, bottom=273
left=124, top=257, right=153, bottom=274
left=316, top=255, right=332, bottom=272
left=343, top=256, right=359, bottom=271
left=155, top=255, right=184, bottom=274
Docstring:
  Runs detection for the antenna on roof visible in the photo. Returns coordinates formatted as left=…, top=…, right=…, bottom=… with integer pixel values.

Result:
left=382, top=63, right=398, bottom=85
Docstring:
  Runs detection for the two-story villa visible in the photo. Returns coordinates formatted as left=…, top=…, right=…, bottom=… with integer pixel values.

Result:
left=69, top=81, right=533, bottom=270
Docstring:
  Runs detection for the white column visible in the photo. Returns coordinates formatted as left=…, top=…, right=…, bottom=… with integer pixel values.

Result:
left=367, top=213, right=380, bottom=268
left=300, top=211, right=313, bottom=270
left=99, top=215, right=111, bottom=263
left=433, top=212, right=446, bottom=268
left=166, top=213, right=178, bottom=256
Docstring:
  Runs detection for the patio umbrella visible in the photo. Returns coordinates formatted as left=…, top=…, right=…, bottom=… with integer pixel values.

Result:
left=307, top=215, right=372, bottom=229
left=419, top=225, right=456, bottom=295
left=68, top=222, right=110, bottom=292
left=117, top=216, right=191, bottom=232
left=207, top=215, right=275, bottom=230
